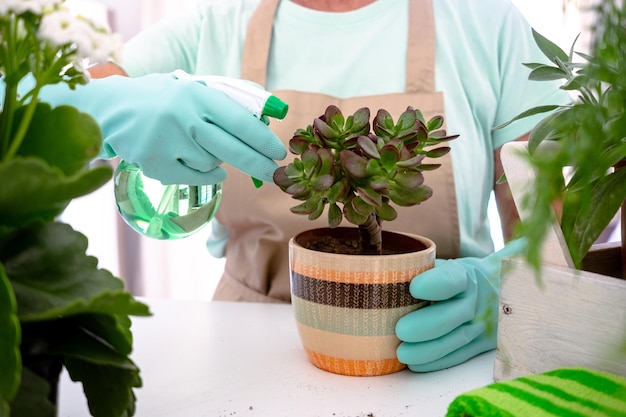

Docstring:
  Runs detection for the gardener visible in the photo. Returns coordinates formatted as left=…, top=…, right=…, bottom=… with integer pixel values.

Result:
left=45, top=0, right=570, bottom=372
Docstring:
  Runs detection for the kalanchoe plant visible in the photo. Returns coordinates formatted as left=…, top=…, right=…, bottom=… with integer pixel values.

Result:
left=274, top=105, right=458, bottom=254
left=0, top=2, right=147, bottom=417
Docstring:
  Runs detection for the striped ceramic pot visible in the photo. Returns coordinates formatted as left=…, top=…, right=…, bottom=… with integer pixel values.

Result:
left=289, top=227, right=436, bottom=376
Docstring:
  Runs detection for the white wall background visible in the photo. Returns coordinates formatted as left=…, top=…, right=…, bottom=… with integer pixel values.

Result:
left=62, top=0, right=596, bottom=302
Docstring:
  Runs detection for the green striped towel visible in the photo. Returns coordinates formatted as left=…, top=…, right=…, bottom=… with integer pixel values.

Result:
left=446, top=367, right=626, bottom=417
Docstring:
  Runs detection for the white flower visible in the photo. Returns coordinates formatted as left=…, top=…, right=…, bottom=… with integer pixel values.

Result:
left=0, top=0, right=62, bottom=16
left=37, top=8, right=76, bottom=47
left=37, top=7, right=121, bottom=65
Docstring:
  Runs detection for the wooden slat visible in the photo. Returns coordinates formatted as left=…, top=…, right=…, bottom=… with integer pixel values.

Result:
left=499, top=141, right=574, bottom=268
left=494, top=257, right=626, bottom=381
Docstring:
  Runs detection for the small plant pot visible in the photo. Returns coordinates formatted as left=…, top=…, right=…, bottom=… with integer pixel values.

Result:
left=289, top=227, right=436, bottom=376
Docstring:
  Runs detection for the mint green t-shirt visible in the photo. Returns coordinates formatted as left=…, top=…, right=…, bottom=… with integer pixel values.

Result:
left=122, top=0, right=570, bottom=257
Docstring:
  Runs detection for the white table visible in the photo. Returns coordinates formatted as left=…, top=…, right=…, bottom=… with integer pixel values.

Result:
left=58, top=299, right=496, bottom=417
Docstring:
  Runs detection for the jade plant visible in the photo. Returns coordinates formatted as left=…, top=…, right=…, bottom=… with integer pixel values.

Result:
left=273, top=105, right=458, bottom=254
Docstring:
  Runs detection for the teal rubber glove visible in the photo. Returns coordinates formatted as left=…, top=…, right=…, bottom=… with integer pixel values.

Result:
left=395, top=239, right=526, bottom=372
left=38, top=73, right=287, bottom=185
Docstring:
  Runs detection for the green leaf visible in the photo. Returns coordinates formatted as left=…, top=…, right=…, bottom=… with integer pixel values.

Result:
left=1, top=222, right=151, bottom=321
left=318, top=148, right=334, bottom=175
left=528, top=65, right=568, bottom=81
left=327, top=203, right=342, bottom=228
left=357, top=186, right=382, bottom=208
left=0, top=157, right=112, bottom=228
left=0, top=263, right=21, bottom=411
left=523, top=62, right=547, bottom=70
left=357, top=136, right=380, bottom=159
left=561, top=168, right=626, bottom=267
left=313, top=118, right=337, bottom=140
left=405, top=109, right=420, bottom=125
left=301, top=149, right=320, bottom=177
left=272, top=166, right=293, bottom=189
left=9, top=367, right=56, bottom=417
left=285, top=182, right=309, bottom=199
left=351, top=196, right=374, bottom=217
left=290, top=199, right=320, bottom=215
left=340, top=150, right=368, bottom=178
left=326, top=179, right=349, bottom=204
left=395, top=172, right=424, bottom=189
left=288, top=138, right=311, bottom=155
left=308, top=199, right=324, bottom=221
left=396, top=154, right=425, bottom=168
left=284, top=162, right=302, bottom=178
left=325, top=105, right=344, bottom=129
left=65, top=359, right=140, bottom=417
left=417, top=163, right=442, bottom=171
left=370, top=178, right=390, bottom=194
left=424, top=146, right=451, bottom=159
left=69, top=314, right=135, bottom=357
left=343, top=202, right=367, bottom=226
left=375, top=202, right=397, bottom=222
left=389, top=185, right=432, bottom=207
left=29, top=319, right=135, bottom=371
left=532, top=28, right=569, bottom=64
left=426, top=115, right=444, bottom=131
left=494, top=105, right=562, bottom=130
left=373, top=109, right=393, bottom=137
left=379, top=145, right=399, bottom=170
left=365, top=159, right=382, bottom=177
left=396, top=109, right=417, bottom=132
left=351, top=108, right=370, bottom=132
left=15, top=313, right=143, bottom=417
left=312, top=174, right=334, bottom=192
left=527, top=109, right=569, bottom=153
left=15, top=103, right=102, bottom=176
left=561, top=75, right=585, bottom=91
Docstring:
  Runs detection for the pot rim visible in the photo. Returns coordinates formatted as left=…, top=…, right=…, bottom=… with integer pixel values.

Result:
left=289, top=227, right=436, bottom=259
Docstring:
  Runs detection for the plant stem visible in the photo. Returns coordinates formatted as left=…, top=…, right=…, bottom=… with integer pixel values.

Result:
left=359, top=213, right=383, bottom=254
left=0, top=83, right=17, bottom=159
left=4, top=85, right=40, bottom=161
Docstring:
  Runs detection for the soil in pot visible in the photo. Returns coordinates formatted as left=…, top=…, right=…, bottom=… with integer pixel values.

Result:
left=295, top=227, right=428, bottom=256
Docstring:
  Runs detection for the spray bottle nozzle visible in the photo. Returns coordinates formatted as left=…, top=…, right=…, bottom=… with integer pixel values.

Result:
left=263, top=95, right=289, bottom=119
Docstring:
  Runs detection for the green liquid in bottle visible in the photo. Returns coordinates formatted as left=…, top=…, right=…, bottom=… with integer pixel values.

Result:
left=114, top=160, right=222, bottom=240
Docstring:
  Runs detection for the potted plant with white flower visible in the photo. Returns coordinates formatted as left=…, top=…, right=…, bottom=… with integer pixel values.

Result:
left=0, top=1, right=150, bottom=416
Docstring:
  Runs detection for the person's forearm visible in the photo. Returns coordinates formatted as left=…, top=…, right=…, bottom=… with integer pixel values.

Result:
left=88, top=62, right=128, bottom=79
left=493, top=134, right=526, bottom=242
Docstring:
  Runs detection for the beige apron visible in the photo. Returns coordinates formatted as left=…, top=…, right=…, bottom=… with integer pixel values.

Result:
left=213, top=0, right=460, bottom=302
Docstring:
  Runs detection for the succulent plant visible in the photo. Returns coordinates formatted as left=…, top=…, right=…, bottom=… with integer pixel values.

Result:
left=273, top=105, right=458, bottom=254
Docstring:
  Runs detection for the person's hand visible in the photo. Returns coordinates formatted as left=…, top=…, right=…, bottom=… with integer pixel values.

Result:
left=395, top=239, right=526, bottom=372
left=39, top=73, right=287, bottom=185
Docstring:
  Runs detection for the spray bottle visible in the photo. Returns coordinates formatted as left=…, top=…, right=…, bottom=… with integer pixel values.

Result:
left=113, top=70, right=288, bottom=240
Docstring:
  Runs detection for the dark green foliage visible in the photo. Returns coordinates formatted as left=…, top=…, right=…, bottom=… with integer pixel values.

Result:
left=497, top=1, right=626, bottom=269
left=0, top=105, right=150, bottom=417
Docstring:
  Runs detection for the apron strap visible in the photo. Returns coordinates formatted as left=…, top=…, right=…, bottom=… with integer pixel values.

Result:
left=240, top=0, right=280, bottom=86
left=241, top=0, right=436, bottom=93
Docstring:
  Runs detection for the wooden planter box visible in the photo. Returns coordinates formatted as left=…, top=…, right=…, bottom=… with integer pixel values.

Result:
left=494, top=246, right=626, bottom=381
